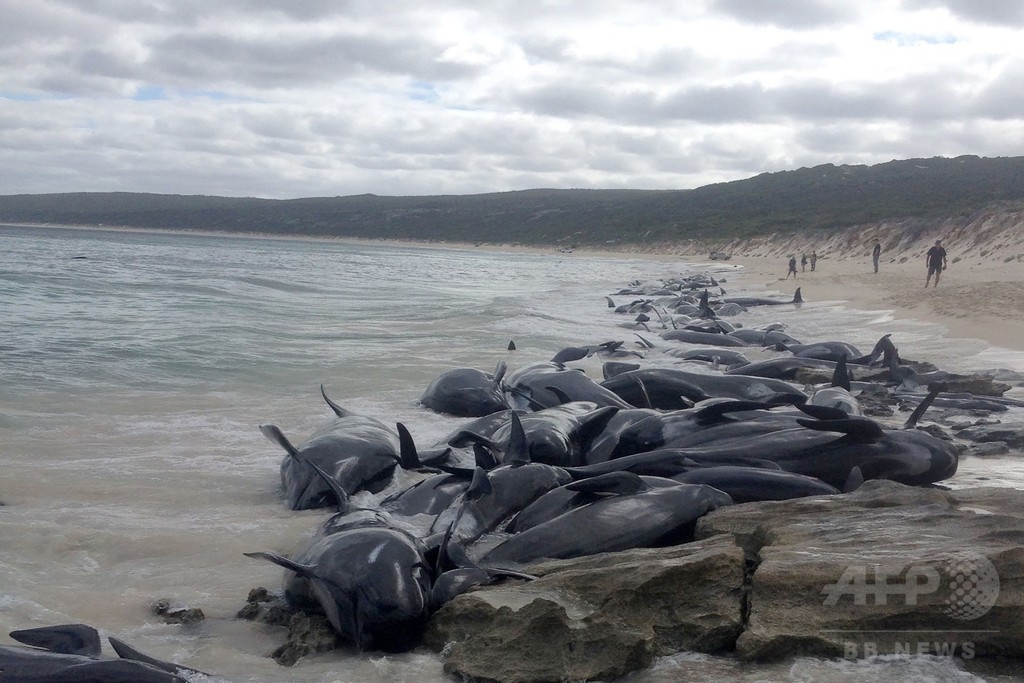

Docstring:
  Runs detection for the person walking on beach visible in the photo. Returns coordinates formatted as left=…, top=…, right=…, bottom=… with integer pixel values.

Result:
left=872, top=240, right=881, bottom=273
left=925, top=239, right=947, bottom=287
left=786, top=256, right=798, bottom=279
left=810, top=251, right=817, bottom=271
left=800, top=254, right=808, bottom=272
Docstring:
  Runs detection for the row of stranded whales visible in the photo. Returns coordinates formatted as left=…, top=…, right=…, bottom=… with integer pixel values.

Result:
left=247, top=271, right=977, bottom=655
left=0, top=623, right=210, bottom=682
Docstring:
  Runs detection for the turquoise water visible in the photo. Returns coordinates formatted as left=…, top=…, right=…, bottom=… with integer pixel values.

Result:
left=1, top=224, right=1021, bottom=682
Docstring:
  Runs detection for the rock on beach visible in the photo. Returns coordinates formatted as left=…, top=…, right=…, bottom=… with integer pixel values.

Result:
left=425, top=481, right=1024, bottom=682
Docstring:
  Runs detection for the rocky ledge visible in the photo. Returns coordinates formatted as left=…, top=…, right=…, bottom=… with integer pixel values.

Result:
left=425, top=481, right=1024, bottom=683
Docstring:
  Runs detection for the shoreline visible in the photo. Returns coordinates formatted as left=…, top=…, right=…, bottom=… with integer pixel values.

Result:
left=7, top=221, right=1024, bottom=354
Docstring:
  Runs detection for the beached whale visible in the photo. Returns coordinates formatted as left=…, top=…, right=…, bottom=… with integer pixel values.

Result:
left=479, top=474, right=732, bottom=565
left=420, top=360, right=511, bottom=417
left=671, top=465, right=841, bottom=502
left=428, top=414, right=573, bottom=544
left=585, top=399, right=777, bottom=460
left=260, top=386, right=401, bottom=510
left=504, top=361, right=634, bottom=410
left=726, top=327, right=802, bottom=346
left=459, top=401, right=620, bottom=468
left=661, top=329, right=750, bottom=347
left=602, top=367, right=808, bottom=405
left=505, top=472, right=681, bottom=533
left=645, top=415, right=956, bottom=489
left=722, top=287, right=802, bottom=307
left=247, top=524, right=433, bottom=652
left=1, top=624, right=209, bottom=682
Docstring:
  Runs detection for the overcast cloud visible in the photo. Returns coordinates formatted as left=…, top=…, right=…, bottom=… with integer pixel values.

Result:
left=1, top=0, right=1021, bottom=198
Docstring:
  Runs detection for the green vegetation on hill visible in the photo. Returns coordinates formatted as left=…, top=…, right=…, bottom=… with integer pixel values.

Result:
left=2, top=155, right=1022, bottom=247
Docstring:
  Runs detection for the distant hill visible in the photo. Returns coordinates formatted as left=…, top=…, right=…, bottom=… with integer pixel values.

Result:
left=2, top=155, right=1023, bottom=247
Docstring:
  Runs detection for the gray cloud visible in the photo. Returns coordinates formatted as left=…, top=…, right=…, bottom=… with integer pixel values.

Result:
left=710, top=0, right=860, bottom=28
left=0, top=0, right=1021, bottom=198
left=901, top=0, right=1024, bottom=26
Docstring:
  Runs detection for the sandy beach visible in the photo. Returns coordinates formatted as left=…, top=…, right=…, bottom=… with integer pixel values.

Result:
left=713, top=250, right=1024, bottom=352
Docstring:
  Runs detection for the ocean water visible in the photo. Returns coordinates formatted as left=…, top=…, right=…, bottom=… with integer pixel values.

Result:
left=1, top=224, right=1022, bottom=683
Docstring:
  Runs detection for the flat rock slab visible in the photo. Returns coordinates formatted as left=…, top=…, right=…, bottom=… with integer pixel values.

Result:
left=695, top=480, right=1024, bottom=661
left=424, top=534, right=746, bottom=683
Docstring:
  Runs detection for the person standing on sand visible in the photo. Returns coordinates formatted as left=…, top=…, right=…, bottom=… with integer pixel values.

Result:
left=786, top=256, right=798, bottom=279
left=925, top=239, right=948, bottom=287
left=872, top=241, right=881, bottom=273
left=810, top=251, right=817, bottom=271
left=800, top=254, right=807, bottom=271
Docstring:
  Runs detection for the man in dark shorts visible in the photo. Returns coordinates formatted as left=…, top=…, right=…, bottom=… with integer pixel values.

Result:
left=925, top=239, right=947, bottom=287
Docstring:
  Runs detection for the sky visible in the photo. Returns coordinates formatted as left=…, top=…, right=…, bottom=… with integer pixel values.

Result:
left=1, top=0, right=1022, bottom=199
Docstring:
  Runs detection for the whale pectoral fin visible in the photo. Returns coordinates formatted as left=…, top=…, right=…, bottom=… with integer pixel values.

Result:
left=543, top=385, right=574, bottom=406
left=430, top=568, right=490, bottom=610
left=551, top=346, right=589, bottom=364
left=793, top=287, right=802, bottom=304
left=10, top=624, right=102, bottom=657
left=306, top=461, right=351, bottom=513
left=493, top=359, right=508, bottom=385
left=259, top=424, right=299, bottom=456
left=430, top=566, right=537, bottom=611
left=694, top=399, right=769, bottom=423
left=903, top=385, right=942, bottom=429
left=108, top=636, right=210, bottom=678
left=796, top=417, right=884, bottom=440
left=633, top=332, right=655, bottom=349
left=310, top=578, right=348, bottom=638
left=244, top=551, right=314, bottom=577
left=507, top=384, right=550, bottom=410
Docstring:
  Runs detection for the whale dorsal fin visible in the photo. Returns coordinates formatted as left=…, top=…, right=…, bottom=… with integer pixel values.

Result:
left=320, top=384, right=353, bottom=418
left=506, top=412, right=531, bottom=466
left=397, top=422, right=422, bottom=470
left=831, top=355, right=851, bottom=391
